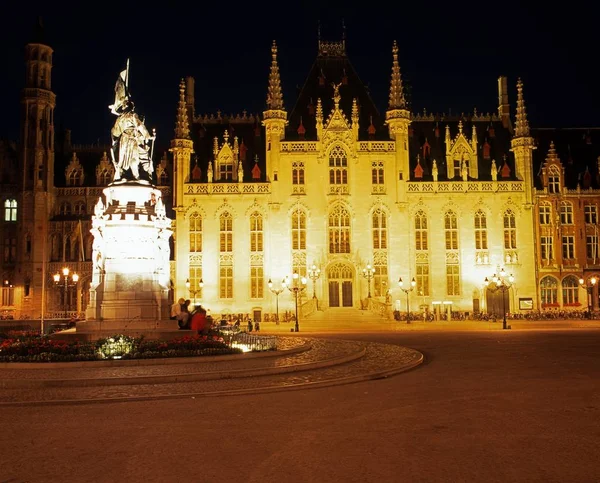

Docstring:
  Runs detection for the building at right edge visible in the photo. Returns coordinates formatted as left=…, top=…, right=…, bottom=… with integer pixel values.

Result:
left=533, top=129, right=600, bottom=312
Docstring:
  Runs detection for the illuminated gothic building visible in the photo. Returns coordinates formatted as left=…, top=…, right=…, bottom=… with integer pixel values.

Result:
left=3, top=26, right=600, bottom=321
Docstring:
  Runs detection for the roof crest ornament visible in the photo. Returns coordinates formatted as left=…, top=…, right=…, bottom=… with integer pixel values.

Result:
left=174, top=78, right=190, bottom=139
left=266, top=40, right=284, bottom=110
left=388, top=40, right=406, bottom=110
left=514, top=78, right=530, bottom=137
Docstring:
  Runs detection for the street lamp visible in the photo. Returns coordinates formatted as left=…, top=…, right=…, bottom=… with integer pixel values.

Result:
left=53, top=267, right=79, bottom=319
left=484, top=267, right=514, bottom=330
left=185, top=278, right=204, bottom=308
left=398, top=277, right=416, bottom=322
left=308, top=263, right=321, bottom=304
left=267, top=278, right=285, bottom=324
left=362, top=262, right=376, bottom=298
left=578, top=275, right=597, bottom=316
left=284, top=272, right=307, bottom=332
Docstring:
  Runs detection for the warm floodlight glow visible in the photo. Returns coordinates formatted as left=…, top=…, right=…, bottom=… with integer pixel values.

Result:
left=72, top=273, right=79, bottom=283
left=62, top=267, right=70, bottom=277
left=53, top=273, right=60, bottom=283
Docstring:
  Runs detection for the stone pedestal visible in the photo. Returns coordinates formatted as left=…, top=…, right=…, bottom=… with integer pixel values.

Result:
left=82, top=180, right=172, bottom=332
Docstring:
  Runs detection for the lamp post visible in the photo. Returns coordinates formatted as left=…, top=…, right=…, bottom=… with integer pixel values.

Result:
left=398, top=277, right=416, bottom=322
left=185, top=278, right=204, bottom=309
left=362, top=262, right=376, bottom=298
left=308, top=263, right=321, bottom=304
left=53, top=267, right=79, bottom=319
left=284, top=272, right=307, bottom=332
left=484, top=267, right=514, bottom=330
left=578, top=275, right=598, bottom=316
left=267, top=278, right=285, bottom=324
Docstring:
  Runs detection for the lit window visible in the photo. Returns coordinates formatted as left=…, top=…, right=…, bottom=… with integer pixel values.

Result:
left=475, top=210, right=488, bottom=250
left=4, top=199, right=17, bottom=222
left=219, top=212, right=232, bottom=252
left=329, top=204, right=351, bottom=254
left=250, top=212, right=263, bottom=252
left=372, top=209, right=387, bottom=249
left=444, top=211, right=458, bottom=250
left=291, top=209, right=306, bottom=250
left=189, top=212, right=202, bottom=253
left=328, top=145, right=348, bottom=185
left=503, top=210, right=517, bottom=249
left=415, top=211, right=428, bottom=251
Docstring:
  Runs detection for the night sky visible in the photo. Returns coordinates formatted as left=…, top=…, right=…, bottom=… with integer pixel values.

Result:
left=1, top=2, right=598, bottom=152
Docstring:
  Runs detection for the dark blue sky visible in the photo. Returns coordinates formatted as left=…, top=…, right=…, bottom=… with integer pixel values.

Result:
left=1, top=2, right=598, bottom=148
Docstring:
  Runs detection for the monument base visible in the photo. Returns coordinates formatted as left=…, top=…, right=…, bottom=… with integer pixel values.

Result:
left=51, top=320, right=196, bottom=342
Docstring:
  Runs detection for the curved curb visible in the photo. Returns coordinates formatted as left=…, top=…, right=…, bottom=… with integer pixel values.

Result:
left=0, top=349, right=423, bottom=407
left=0, top=339, right=311, bottom=370
left=0, top=345, right=366, bottom=389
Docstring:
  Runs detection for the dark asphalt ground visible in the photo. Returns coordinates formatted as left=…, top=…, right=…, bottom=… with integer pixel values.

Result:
left=1, top=329, right=599, bottom=483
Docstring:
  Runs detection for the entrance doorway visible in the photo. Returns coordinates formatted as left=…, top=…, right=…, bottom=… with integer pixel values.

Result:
left=327, top=263, right=353, bottom=307
left=486, top=287, right=508, bottom=318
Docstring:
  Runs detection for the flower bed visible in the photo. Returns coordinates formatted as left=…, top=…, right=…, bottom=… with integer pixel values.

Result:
left=0, top=331, right=243, bottom=363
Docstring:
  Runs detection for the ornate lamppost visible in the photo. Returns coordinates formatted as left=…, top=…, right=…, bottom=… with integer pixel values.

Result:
left=578, top=275, right=597, bottom=316
left=484, top=267, right=514, bottom=330
left=362, top=262, right=376, bottom=298
left=284, top=273, right=307, bottom=332
left=307, top=263, right=321, bottom=304
left=185, top=278, right=204, bottom=309
left=398, top=277, right=416, bottom=322
left=267, top=278, right=285, bottom=324
left=53, top=267, right=79, bottom=319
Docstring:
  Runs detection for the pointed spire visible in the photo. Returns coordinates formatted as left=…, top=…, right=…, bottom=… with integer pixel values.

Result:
left=174, top=79, right=190, bottom=139
left=515, top=78, right=530, bottom=137
left=388, top=40, right=406, bottom=110
left=266, top=40, right=284, bottom=110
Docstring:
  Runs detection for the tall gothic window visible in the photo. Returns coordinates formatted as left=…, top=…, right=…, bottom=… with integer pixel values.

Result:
left=291, top=209, right=306, bottom=250
left=503, top=210, right=517, bottom=249
left=74, top=201, right=86, bottom=215
left=416, top=263, right=430, bottom=296
left=328, top=204, right=351, bottom=254
left=415, top=211, right=428, bottom=251
left=371, top=161, right=384, bottom=185
left=561, top=275, right=579, bottom=305
left=374, top=264, right=388, bottom=298
left=68, top=170, right=82, bottom=186
left=372, top=209, right=387, bottom=249
left=250, top=212, right=263, bottom=252
left=444, top=211, right=458, bottom=250
left=446, top=260, right=460, bottom=296
left=292, top=162, right=305, bottom=185
left=188, top=266, right=203, bottom=300
left=540, top=276, right=558, bottom=305
left=189, top=212, right=202, bottom=252
left=219, top=265, right=233, bottom=299
left=219, top=212, right=232, bottom=252
left=474, top=210, right=488, bottom=249
left=328, top=145, right=348, bottom=185
left=250, top=266, right=264, bottom=298
left=4, top=199, right=17, bottom=222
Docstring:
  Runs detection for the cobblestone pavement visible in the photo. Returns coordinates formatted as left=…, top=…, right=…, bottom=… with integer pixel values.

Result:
left=0, top=338, right=422, bottom=405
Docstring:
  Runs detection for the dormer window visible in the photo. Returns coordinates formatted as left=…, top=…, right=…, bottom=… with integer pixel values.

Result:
left=548, top=166, right=560, bottom=193
left=68, top=170, right=82, bottom=186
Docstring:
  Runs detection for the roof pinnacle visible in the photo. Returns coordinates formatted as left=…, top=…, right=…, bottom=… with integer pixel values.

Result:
left=388, top=40, right=406, bottom=110
left=174, top=78, right=190, bottom=139
left=514, top=78, right=530, bottom=137
left=266, top=40, right=284, bottom=110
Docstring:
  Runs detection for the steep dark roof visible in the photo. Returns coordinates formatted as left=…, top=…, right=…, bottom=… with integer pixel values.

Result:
left=531, top=128, right=600, bottom=190
left=190, top=115, right=266, bottom=182
left=409, top=115, right=515, bottom=181
left=287, top=51, right=386, bottom=141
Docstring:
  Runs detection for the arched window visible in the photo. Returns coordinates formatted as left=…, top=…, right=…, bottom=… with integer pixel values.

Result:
left=59, top=202, right=71, bottom=216
left=372, top=209, right=387, bottom=249
left=444, top=211, right=458, bottom=250
left=415, top=211, right=428, bottom=251
left=539, top=203, right=551, bottom=225
left=219, top=212, right=232, bottom=252
left=328, top=204, right=351, bottom=254
left=328, top=145, right=348, bottom=185
left=74, top=201, right=86, bottom=215
left=540, top=276, right=558, bottom=306
left=291, top=209, right=306, bottom=250
left=68, top=170, right=82, bottom=186
left=562, top=275, right=579, bottom=306
left=4, top=199, right=17, bottom=222
left=560, top=202, right=573, bottom=225
left=99, top=169, right=112, bottom=186
left=250, top=212, right=263, bottom=252
left=475, top=210, right=488, bottom=249
left=189, top=212, right=202, bottom=252
left=503, top=210, right=517, bottom=249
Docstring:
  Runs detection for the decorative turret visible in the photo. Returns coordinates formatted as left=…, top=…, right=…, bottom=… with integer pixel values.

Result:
left=170, top=78, right=194, bottom=209
left=266, top=40, right=284, bottom=110
left=510, top=78, right=535, bottom=206
left=175, top=79, right=190, bottom=139
left=514, top=78, right=530, bottom=137
left=384, top=40, right=411, bottom=204
left=262, top=41, right=287, bottom=190
left=388, top=40, right=406, bottom=110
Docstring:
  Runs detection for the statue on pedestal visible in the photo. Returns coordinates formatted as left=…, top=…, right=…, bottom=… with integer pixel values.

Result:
left=109, top=60, right=156, bottom=182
